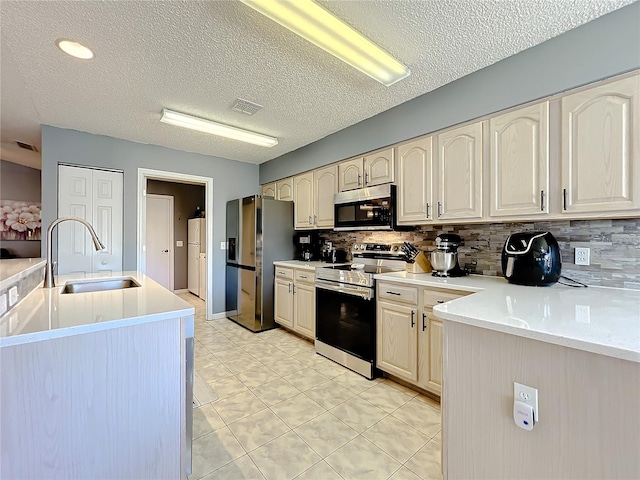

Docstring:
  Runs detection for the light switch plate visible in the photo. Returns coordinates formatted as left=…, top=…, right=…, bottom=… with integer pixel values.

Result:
left=176, top=240, right=184, bottom=247
left=8, top=286, right=18, bottom=306
left=221, top=241, right=227, bottom=250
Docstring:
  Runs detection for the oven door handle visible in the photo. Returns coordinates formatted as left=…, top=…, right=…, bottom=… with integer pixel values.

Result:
left=315, top=280, right=374, bottom=301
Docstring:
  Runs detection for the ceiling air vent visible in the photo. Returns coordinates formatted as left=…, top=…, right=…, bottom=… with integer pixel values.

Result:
left=231, top=98, right=263, bottom=116
left=16, top=141, right=38, bottom=152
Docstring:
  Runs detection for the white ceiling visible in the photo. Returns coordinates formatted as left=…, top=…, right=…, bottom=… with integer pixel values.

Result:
left=0, top=0, right=635, bottom=169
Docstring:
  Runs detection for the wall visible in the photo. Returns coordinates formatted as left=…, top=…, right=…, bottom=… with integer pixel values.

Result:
left=319, top=218, right=640, bottom=290
left=147, top=180, right=205, bottom=290
left=0, top=160, right=42, bottom=258
left=41, top=126, right=259, bottom=313
left=259, top=2, right=640, bottom=183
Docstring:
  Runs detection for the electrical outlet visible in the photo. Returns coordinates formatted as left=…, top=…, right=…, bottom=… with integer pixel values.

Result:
left=514, top=382, right=539, bottom=422
left=575, top=247, right=590, bottom=266
left=8, top=287, right=18, bottom=307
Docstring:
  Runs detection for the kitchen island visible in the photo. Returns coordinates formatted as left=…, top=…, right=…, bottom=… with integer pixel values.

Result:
left=374, top=271, right=640, bottom=479
left=0, top=271, right=194, bottom=480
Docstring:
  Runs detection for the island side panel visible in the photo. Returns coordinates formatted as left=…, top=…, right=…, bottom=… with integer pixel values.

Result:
left=0, top=317, right=182, bottom=479
left=443, top=321, right=640, bottom=479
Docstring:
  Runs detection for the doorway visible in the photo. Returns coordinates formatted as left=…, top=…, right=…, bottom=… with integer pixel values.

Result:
left=145, top=194, right=174, bottom=290
left=137, top=168, right=213, bottom=319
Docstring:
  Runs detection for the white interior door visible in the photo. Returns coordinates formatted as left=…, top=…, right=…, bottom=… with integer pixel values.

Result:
left=145, top=194, right=174, bottom=290
left=58, top=165, right=123, bottom=275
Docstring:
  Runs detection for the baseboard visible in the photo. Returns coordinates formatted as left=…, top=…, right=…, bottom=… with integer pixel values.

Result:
left=209, top=311, right=236, bottom=320
left=174, top=289, right=189, bottom=294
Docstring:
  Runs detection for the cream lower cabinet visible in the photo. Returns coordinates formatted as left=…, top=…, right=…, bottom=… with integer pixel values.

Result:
left=376, top=280, right=469, bottom=395
left=561, top=73, right=640, bottom=215
left=274, top=266, right=316, bottom=339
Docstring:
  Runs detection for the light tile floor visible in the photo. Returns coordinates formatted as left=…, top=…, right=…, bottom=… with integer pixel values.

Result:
left=180, top=293, right=442, bottom=480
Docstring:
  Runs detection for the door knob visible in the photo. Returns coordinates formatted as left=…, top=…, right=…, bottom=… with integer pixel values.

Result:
left=162, top=249, right=169, bottom=253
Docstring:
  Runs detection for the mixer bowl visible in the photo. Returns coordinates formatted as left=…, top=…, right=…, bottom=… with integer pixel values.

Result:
left=430, top=251, right=458, bottom=273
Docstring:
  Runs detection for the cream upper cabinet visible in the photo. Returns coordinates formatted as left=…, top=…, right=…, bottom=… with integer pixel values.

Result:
left=276, top=178, right=294, bottom=201
left=364, top=147, right=394, bottom=187
left=293, top=172, right=314, bottom=229
left=489, top=102, right=549, bottom=217
left=338, top=157, right=363, bottom=191
left=561, top=74, right=640, bottom=214
left=396, top=136, right=434, bottom=224
left=313, top=165, right=338, bottom=228
left=339, top=148, right=394, bottom=191
left=436, top=121, right=483, bottom=220
left=261, top=182, right=276, bottom=198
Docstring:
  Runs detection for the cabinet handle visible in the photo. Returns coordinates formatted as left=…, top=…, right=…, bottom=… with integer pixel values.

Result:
left=314, top=214, right=317, bottom=225
left=299, top=275, right=307, bottom=279
left=437, top=300, right=444, bottom=304
left=365, top=172, right=369, bottom=185
left=426, top=203, right=430, bottom=218
left=437, top=202, right=442, bottom=217
left=288, top=283, right=291, bottom=294
left=563, top=188, right=567, bottom=211
left=386, top=291, right=401, bottom=296
left=422, top=312, right=427, bottom=331
left=357, top=174, right=362, bottom=187
left=411, top=310, right=415, bottom=328
left=308, top=215, right=312, bottom=225
left=540, top=190, right=545, bottom=212
left=293, top=284, right=296, bottom=294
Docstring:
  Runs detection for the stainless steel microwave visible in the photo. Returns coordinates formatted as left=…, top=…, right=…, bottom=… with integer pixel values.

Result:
left=333, top=184, right=398, bottom=231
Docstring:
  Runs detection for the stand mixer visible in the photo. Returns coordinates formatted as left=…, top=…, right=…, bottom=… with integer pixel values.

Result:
left=430, top=234, right=468, bottom=277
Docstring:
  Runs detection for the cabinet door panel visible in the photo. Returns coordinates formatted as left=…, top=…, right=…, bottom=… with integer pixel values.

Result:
left=376, top=301, right=418, bottom=381
left=314, top=165, right=338, bottom=228
left=261, top=182, right=276, bottom=198
left=365, top=147, right=394, bottom=186
left=294, top=282, right=315, bottom=339
left=293, top=173, right=314, bottom=229
left=338, top=158, right=363, bottom=191
left=397, top=137, right=433, bottom=223
left=490, top=102, right=549, bottom=217
left=277, top=178, right=293, bottom=201
left=437, top=122, right=483, bottom=220
left=562, top=74, right=640, bottom=213
left=274, top=278, right=293, bottom=328
left=418, top=311, right=443, bottom=395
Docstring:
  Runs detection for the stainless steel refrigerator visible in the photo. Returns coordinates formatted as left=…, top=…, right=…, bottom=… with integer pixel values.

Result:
left=225, top=196, right=294, bottom=332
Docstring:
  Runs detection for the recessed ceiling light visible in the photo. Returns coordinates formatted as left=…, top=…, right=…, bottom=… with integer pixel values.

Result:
left=160, top=109, right=278, bottom=148
left=56, top=39, right=94, bottom=60
left=240, top=0, right=410, bottom=86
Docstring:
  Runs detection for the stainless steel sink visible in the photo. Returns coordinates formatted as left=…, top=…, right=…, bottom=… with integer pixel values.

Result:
left=61, top=277, right=141, bottom=294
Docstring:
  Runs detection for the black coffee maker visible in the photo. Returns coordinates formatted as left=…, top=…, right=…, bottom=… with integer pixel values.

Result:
left=293, top=232, right=319, bottom=261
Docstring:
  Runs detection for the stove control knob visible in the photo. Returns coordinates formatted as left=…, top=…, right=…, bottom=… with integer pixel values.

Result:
left=360, top=244, right=366, bottom=250
left=353, top=245, right=359, bottom=250
left=391, top=245, right=399, bottom=252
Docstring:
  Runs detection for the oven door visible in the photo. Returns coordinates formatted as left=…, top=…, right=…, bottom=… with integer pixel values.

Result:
left=315, top=280, right=376, bottom=362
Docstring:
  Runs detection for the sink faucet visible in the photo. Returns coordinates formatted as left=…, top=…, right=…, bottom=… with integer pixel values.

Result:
left=43, top=216, right=105, bottom=288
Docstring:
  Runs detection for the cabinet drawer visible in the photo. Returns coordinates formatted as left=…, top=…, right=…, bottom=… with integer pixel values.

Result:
left=378, top=282, right=418, bottom=305
left=275, top=267, right=294, bottom=280
left=422, top=288, right=469, bottom=308
left=294, top=269, right=315, bottom=284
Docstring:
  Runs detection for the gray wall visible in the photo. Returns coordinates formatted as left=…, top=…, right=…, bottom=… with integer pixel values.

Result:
left=147, top=180, right=205, bottom=290
left=260, top=2, right=640, bottom=183
left=41, top=126, right=259, bottom=313
left=0, top=160, right=42, bottom=258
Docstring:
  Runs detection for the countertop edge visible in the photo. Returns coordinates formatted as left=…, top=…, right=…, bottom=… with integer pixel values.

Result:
left=0, top=258, right=46, bottom=291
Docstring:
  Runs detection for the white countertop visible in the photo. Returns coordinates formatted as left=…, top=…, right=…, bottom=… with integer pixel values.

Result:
left=0, top=258, right=46, bottom=290
left=374, top=271, right=640, bottom=363
left=273, top=260, right=349, bottom=270
left=0, top=271, right=194, bottom=347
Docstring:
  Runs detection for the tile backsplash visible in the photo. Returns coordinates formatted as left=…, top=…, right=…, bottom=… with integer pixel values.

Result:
left=320, top=218, right=640, bottom=290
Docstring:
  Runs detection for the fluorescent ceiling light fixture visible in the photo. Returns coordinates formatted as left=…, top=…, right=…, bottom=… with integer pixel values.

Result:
left=56, top=39, right=94, bottom=60
left=160, top=109, right=278, bottom=147
left=240, top=0, right=410, bottom=86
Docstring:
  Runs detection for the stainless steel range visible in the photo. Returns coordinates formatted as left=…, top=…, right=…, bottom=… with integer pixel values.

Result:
left=315, top=243, right=406, bottom=379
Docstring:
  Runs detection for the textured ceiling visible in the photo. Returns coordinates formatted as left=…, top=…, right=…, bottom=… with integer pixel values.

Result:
left=0, top=0, right=635, bottom=167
